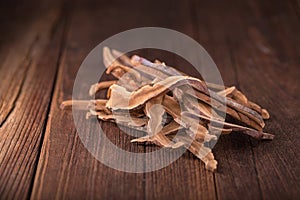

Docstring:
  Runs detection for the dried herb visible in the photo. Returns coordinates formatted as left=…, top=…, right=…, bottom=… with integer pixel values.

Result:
left=61, top=47, right=274, bottom=172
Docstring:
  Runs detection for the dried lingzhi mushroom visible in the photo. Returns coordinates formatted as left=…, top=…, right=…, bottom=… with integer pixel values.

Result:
left=61, top=47, right=274, bottom=172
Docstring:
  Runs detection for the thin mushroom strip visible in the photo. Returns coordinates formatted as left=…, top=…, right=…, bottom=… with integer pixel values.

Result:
left=185, top=89, right=265, bottom=130
left=61, top=47, right=274, bottom=172
left=89, top=80, right=117, bottom=96
left=106, top=76, right=208, bottom=110
left=131, top=121, right=186, bottom=149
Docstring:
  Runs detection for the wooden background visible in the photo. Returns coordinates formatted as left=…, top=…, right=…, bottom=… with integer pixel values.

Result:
left=0, top=0, right=299, bottom=199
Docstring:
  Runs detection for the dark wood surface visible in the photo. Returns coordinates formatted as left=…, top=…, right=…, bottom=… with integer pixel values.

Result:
left=0, top=0, right=299, bottom=199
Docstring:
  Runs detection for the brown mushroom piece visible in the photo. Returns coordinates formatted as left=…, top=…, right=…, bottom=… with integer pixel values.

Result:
left=60, top=46, right=274, bottom=172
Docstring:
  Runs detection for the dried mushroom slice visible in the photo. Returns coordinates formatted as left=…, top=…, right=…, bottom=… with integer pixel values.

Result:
left=182, top=111, right=274, bottom=140
left=131, top=121, right=184, bottom=148
left=89, top=80, right=117, bottom=96
left=208, top=125, right=232, bottom=135
left=162, top=95, right=216, bottom=142
left=107, top=76, right=206, bottom=110
left=60, top=100, right=90, bottom=110
left=174, top=86, right=223, bottom=120
left=144, top=95, right=165, bottom=135
left=60, top=100, right=108, bottom=111
left=228, top=87, right=270, bottom=119
left=173, top=134, right=217, bottom=171
left=106, top=63, right=142, bottom=83
left=87, top=109, right=148, bottom=127
left=131, top=55, right=183, bottom=76
left=185, top=89, right=264, bottom=130
left=111, top=49, right=134, bottom=67
left=248, top=101, right=270, bottom=119
left=61, top=47, right=274, bottom=173
left=217, top=86, right=236, bottom=97
left=103, top=47, right=126, bottom=79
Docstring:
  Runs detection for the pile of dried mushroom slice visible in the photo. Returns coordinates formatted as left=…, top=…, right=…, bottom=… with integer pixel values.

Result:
left=61, top=47, right=274, bottom=172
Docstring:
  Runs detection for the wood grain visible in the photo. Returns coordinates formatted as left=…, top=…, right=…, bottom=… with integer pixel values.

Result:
left=190, top=1, right=264, bottom=199
left=0, top=0, right=64, bottom=199
left=0, top=0, right=299, bottom=199
left=230, top=1, right=300, bottom=199
left=31, top=0, right=148, bottom=199
left=140, top=1, right=217, bottom=200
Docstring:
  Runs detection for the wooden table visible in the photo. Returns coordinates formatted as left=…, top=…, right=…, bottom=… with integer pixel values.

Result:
left=0, top=0, right=299, bottom=199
